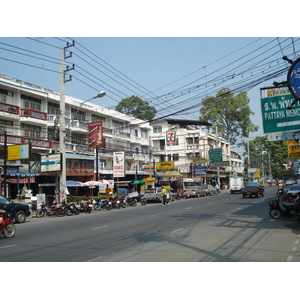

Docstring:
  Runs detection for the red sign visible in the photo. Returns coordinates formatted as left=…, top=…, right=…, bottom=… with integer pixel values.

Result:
left=88, top=121, right=104, bottom=149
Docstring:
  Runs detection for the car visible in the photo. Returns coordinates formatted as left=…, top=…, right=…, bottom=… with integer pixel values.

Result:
left=184, top=186, right=206, bottom=198
left=0, top=194, right=31, bottom=223
left=202, top=184, right=218, bottom=196
left=286, top=185, right=300, bottom=195
left=285, top=179, right=294, bottom=187
left=242, top=182, right=264, bottom=198
left=144, top=187, right=163, bottom=202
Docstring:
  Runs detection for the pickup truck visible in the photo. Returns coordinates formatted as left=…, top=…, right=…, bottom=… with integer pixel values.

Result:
left=0, top=194, right=31, bottom=223
left=242, top=182, right=264, bottom=198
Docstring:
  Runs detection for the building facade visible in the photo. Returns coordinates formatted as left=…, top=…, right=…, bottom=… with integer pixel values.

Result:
left=0, top=74, right=151, bottom=199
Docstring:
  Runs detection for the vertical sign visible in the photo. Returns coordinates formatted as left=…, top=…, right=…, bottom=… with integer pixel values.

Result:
left=113, top=152, right=125, bottom=177
left=166, top=131, right=177, bottom=145
left=88, top=121, right=104, bottom=149
left=287, top=139, right=300, bottom=159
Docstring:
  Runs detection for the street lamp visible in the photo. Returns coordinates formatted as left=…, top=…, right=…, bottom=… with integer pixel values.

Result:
left=59, top=91, right=106, bottom=203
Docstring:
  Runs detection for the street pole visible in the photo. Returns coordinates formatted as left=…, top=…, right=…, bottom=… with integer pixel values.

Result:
left=59, top=46, right=67, bottom=204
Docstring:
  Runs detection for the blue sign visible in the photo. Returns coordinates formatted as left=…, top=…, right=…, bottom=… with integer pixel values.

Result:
left=287, top=57, right=300, bottom=100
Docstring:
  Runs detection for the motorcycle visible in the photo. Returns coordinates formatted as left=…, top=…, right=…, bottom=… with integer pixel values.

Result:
left=69, top=202, right=80, bottom=215
left=269, top=196, right=299, bottom=221
left=124, top=197, right=137, bottom=207
left=0, top=209, right=16, bottom=238
left=108, top=197, right=121, bottom=209
left=174, top=190, right=189, bottom=200
left=127, top=194, right=146, bottom=206
left=36, top=203, right=65, bottom=217
left=80, top=199, right=93, bottom=213
left=94, top=198, right=112, bottom=211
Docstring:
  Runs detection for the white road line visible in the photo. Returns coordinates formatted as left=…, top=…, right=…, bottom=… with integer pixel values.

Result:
left=295, top=240, right=300, bottom=244
left=0, top=244, right=17, bottom=249
left=171, top=228, right=183, bottom=234
left=292, top=247, right=297, bottom=252
left=287, top=255, right=293, bottom=262
left=185, top=207, right=192, bottom=210
left=150, top=214, right=160, bottom=217
left=93, top=225, right=109, bottom=230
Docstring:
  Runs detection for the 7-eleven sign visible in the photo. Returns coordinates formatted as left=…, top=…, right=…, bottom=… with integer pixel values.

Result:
left=166, top=131, right=177, bottom=145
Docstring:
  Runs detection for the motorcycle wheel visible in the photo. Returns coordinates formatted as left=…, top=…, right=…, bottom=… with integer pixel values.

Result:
left=141, top=200, right=147, bottom=206
left=106, top=204, right=112, bottom=211
left=75, top=209, right=80, bottom=215
left=65, top=209, right=73, bottom=216
left=289, top=209, right=299, bottom=221
left=269, top=209, right=281, bottom=219
left=3, top=223, right=16, bottom=238
left=121, top=202, right=126, bottom=208
left=94, top=204, right=100, bottom=211
left=133, top=201, right=137, bottom=207
left=36, top=211, right=45, bottom=218
left=57, top=210, right=64, bottom=217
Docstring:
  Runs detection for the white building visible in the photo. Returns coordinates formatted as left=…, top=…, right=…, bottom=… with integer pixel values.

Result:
left=0, top=74, right=151, bottom=199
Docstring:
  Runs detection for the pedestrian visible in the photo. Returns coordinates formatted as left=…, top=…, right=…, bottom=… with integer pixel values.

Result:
left=162, top=187, right=169, bottom=206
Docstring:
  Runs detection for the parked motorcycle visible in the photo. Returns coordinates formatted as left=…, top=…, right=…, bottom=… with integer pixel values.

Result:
left=174, top=190, right=189, bottom=200
left=124, top=197, right=137, bottom=207
left=94, top=198, right=112, bottom=211
left=80, top=199, right=93, bottom=213
left=0, top=209, right=16, bottom=238
left=36, top=203, right=65, bottom=217
left=108, top=197, right=121, bottom=209
left=69, top=202, right=80, bottom=215
left=269, top=196, right=299, bottom=221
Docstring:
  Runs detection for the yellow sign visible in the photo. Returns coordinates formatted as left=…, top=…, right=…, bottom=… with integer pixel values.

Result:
left=254, top=168, right=260, bottom=178
left=7, top=144, right=30, bottom=160
left=288, top=139, right=300, bottom=159
left=144, top=177, right=156, bottom=182
left=156, top=161, right=174, bottom=171
left=193, top=158, right=208, bottom=164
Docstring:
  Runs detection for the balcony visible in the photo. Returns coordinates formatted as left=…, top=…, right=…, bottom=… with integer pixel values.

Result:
left=0, top=133, right=52, bottom=149
left=0, top=102, right=20, bottom=121
left=20, top=108, right=48, bottom=125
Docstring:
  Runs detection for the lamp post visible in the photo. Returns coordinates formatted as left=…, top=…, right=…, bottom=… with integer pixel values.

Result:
left=59, top=91, right=106, bottom=203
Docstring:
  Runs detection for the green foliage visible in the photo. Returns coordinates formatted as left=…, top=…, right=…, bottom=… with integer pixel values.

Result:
left=116, top=95, right=156, bottom=121
left=199, top=88, right=258, bottom=145
left=243, top=136, right=288, bottom=179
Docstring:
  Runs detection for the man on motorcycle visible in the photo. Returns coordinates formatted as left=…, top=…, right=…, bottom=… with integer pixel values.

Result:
left=278, top=182, right=284, bottom=195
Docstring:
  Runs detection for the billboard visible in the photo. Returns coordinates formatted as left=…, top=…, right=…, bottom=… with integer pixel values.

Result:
left=156, top=161, right=174, bottom=171
left=88, top=121, right=104, bottom=149
left=7, top=144, right=30, bottom=160
left=113, top=152, right=125, bottom=177
left=41, top=154, right=61, bottom=172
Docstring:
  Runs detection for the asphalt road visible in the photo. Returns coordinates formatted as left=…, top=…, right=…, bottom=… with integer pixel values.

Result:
left=1, top=185, right=300, bottom=262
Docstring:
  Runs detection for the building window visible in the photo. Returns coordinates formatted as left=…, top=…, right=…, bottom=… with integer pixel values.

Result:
left=153, top=125, right=162, bottom=133
left=21, top=124, right=41, bottom=139
left=21, top=94, right=41, bottom=111
left=173, top=154, right=179, bottom=161
left=91, top=114, right=105, bottom=122
left=141, top=129, right=147, bottom=139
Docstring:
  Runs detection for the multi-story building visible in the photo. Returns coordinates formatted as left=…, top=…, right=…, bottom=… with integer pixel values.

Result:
left=150, top=119, right=241, bottom=188
left=0, top=74, right=151, bottom=199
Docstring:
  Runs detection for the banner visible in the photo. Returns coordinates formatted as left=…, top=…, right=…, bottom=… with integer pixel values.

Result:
left=113, top=152, right=125, bottom=177
left=88, top=121, right=104, bottom=149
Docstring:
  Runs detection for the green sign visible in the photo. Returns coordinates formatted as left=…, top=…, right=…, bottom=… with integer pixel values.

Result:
left=134, top=180, right=144, bottom=184
left=209, top=148, right=223, bottom=163
left=261, top=93, right=300, bottom=134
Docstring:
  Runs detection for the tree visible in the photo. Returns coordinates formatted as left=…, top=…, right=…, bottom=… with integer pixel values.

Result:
left=243, top=136, right=288, bottom=179
left=199, top=88, right=258, bottom=145
left=115, top=95, right=156, bottom=121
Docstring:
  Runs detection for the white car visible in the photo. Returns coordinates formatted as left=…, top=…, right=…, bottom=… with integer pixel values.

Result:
left=286, top=185, right=300, bottom=195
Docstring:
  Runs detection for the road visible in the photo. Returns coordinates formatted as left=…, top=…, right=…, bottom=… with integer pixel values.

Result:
left=1, top=185, right=300, bottom=262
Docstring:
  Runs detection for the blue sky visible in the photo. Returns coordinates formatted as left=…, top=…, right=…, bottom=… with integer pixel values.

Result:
left=1, top=2, right=299, bottom=157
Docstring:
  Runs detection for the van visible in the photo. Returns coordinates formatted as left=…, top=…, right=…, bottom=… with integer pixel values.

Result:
left=144, top=187, right=163, bottom=202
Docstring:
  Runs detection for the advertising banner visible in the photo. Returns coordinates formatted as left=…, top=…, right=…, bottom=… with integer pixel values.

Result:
left=88, top=121, right=104, bottom=149
left=166, top=131, right=177, bottom=145
left=156, top=161, right=174, bottom=171
left=113, top=152, right=125, bottom=177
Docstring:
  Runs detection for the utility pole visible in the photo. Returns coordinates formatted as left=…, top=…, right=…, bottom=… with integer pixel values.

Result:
left=59, top=41, right=74, bottom=203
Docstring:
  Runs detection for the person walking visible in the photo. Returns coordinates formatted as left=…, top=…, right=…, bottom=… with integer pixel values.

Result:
left=162, top=187, right=169, bottom=206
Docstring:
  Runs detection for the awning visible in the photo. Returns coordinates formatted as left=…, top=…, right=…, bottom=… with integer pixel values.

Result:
left=164, top=171, right=183, bottom=178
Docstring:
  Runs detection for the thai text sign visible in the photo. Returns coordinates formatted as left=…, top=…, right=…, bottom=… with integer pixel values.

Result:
left=288, top=139, right=300, bottom=159
left=156, top=161, right=174, bottom=171
left=261, top=93, right=300, bottom=134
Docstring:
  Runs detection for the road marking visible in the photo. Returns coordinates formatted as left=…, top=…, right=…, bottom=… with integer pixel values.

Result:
left=151, top=214, right=160, bottom=217
left=292, top=247, right=297, bottom=252
left=185, top=207, right=192, bottom=210
left=171, top=228, right=183, bottom=234
left=87, top=256, right=106, bottom=262
left=93, top=225, right=109, bottom=230
left=287, top=255, right=293, bottom=262
left=295, top=240, right=300, bottom=244
left=0, top=244, right=17, bottom=249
